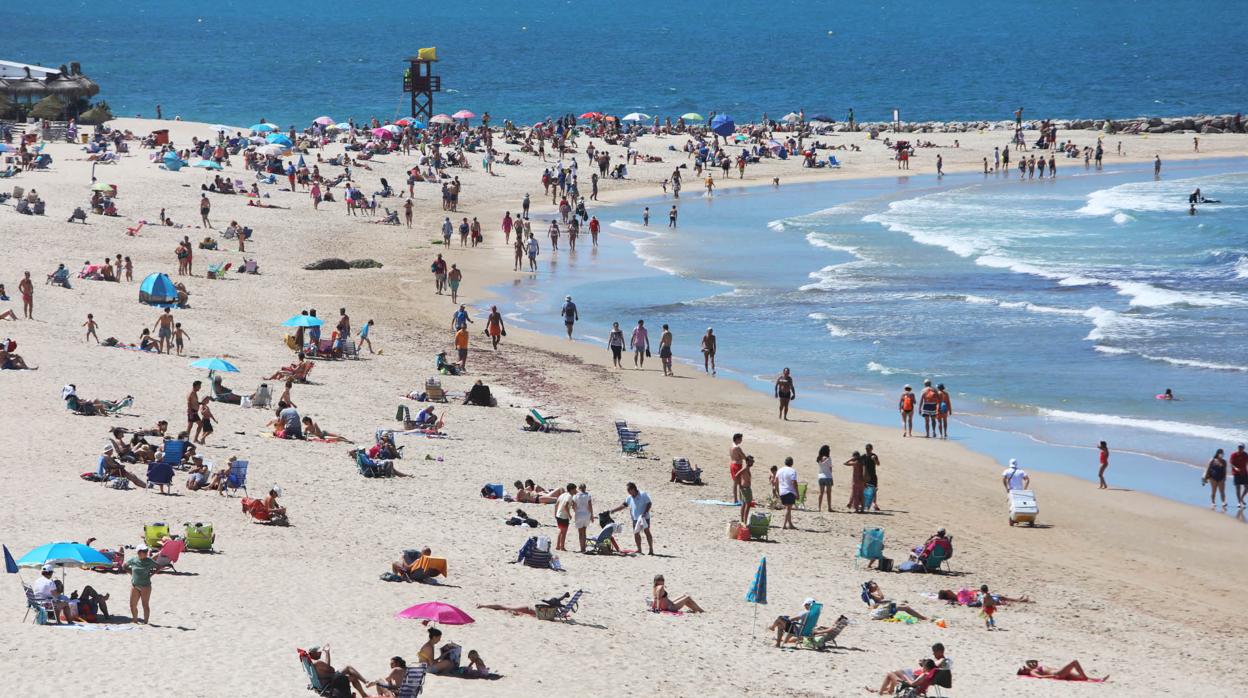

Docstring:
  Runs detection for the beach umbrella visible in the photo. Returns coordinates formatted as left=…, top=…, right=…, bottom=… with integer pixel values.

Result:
left=746, top=557, right=767, bottom=634
left=395, top=118, right=412, bottom=126
left=681, top=112, right=704, bottom=122
left=579, top=111, right=602, bottom=119
left=3, top=544, right=19, bottom=574
left=710, top=114, right=736, bottom=137
left=371, top=127, right=393, bottom=139
left=781, top=112, right=801, bottom=123
left=282, top=315, right=323, bottom=328
left=395, top=601, right=474, bottom=625
left=313, top=116, right=334, bottom=126
left=250, top=122, right=279, bottom=132
left=191, top=159, right=223, bottom=170
left=265, top=133, right=293, bottom=146
left=189, top=357, right=239, bottom=373
left=0, top=144, right=10, bottom=153
left=429, top=114, right=454, bottom=125
left=17, top=542, right=110, bottom=569
left=809, top=113, right=833, bottom=122
left=90, top=181, right=113, bottom=191
left=258, top=144, right=287, bottom=157
left=621, top=112, right=650, bottom=122
left=451, top=110, right=476, bottom=120
left=332, top=122, right=352, bottom=131
left=382, top=124, right=402, bottom=134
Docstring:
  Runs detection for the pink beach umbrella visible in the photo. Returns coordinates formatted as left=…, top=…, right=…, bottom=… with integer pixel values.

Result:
left=395, top=601, right=475, bottom=625
left=429, top=114, right=454, bottom=125
left=371, top=127, right=393, bottom=139
left=313, top=116, right=335, bottom=126
left=451, top=110, right=476, bottom=120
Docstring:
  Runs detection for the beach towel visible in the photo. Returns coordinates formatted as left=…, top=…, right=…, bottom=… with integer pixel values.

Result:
left=1018, top=675, right=1107, bottom=683
left=691, top=499, right=740, bottom=507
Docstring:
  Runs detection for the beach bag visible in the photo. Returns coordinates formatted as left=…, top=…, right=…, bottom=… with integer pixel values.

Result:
left=878, top=557, right=894, bottom=572
left=80, top=472, right=103, bottom=482
left=726, top=521, right=742, bottom=540
left=863, top=485, right=877, bottom=510
left=107, top=477, right=130, bottom=490
left=535, top=535, right=551, bottom=553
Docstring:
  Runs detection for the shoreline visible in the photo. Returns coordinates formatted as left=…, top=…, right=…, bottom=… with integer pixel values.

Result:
left=3, top=115, right=1245, bottom=696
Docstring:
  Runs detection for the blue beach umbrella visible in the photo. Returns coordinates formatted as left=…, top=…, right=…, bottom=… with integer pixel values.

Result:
left=189, top=357, right=239, bottom=373
left=282, top=315, right=323, bottom=328
left=4, top=544, right=19, bottom=574
left=191, top=159, right=223, bottom=170
left=746, top=557, right=767, bottom=604
left=17, top=542, right=110, bottom=569
left=710, top=114, right=736, bottom=137
left=265, top=133, right=293, bottom=146
left=250, top=122, right=279, bottom=132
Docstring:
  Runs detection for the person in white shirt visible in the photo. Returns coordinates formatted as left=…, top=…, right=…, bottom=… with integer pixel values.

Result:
left=32, top=564, right=76, bottom=623
left=608, top=482, right=654, bottom=555
left=1002, top=459, right=1030, bottom=492
left=572, top=484, right=594, bottom=552
left=777, top=457, right=799, bottom=530
left=554, top=483, right=576, bottom=552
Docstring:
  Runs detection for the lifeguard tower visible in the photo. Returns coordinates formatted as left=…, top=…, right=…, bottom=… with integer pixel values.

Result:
left=404, top=48, right=441, bottom=122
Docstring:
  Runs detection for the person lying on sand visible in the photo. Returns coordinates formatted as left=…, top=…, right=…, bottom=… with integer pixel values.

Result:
left=478, top=592, right=574, bottom=618
left=1018, top=659, right=1107, bottom=681
left=301, top=417, right=354, bottom=443
left=246, top=200, right=289, bottom=209
left=863, top=580, right=928, bottom=620
left=937, top=588, right=1031, bottom=606
left=0, top=346, right=36, bottom=369
left=653, top=574, right=704, bottom=613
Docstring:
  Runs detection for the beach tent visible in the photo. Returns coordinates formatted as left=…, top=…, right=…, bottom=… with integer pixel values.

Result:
left=710, top=114, right=736, bottom=137
left=162, top=151, right=185, bottom=171
left=139, top=272, right=178, bottom=306
left=265, top=133, right=293, bottom=147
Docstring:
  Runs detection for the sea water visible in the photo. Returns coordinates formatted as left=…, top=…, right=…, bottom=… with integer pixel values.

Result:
left=495, top=158, right=1248, bottom=513
left=8, top=0, right=1248, bottom=125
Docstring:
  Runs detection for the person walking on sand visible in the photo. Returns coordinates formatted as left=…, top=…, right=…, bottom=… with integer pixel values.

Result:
left=608, top=482, right=654, bottom=555
left=1097, top=440, right=1110, bottom=489
left=845, top=450, right=865, bottom=513
left=919, top=380, right=939, bottom=437
left=83, top=313, right=100, bottom=344
left=196, top=397, right=216, bottom=445
left=486, top=306, right=505, bottom=350
left=431, top=254, right=447, bottom=295
left=630, top=319, right=649, bottom=368
left=153, top=308, right=175, bottom=354
left=1204, top=448, right=1228, bottom=510
left=199, top=194, right=212, bottom=228
left=736, top=455, right=755, bottom=524
left=777, top=457, right=799, bottom=530
left=700, top=327, right=717, bottom=374
left=560, top=295, right=578, bottom=338
left=358, top=319, right=374, bottom=354
left=899, top=385, right=915, bottom=436
left=606, top=321, right=627, bottom=368
left=936, top=383, right=952, bottom=439
left=554, top=483, right=576, bottom=552
left=526, top=234, right=540, bottom=271
left=447, top=264, right=463, bottom=303
left=658, top=324, right=674, bottom=376
left=815, top=445, right=834, bottom=512
left=1231, top=444, right=1248, bottom=509
left=729, top=433, right=747, bottom=503
left=863, top=443, right=882, bottom=512
left=18, top=271, right=33, bottom=319
left=774, top=368, right=796, bottom=420
left=403, top=198, right=413, bottom=228
left=173, top=323, right=189, bottom=355
left=124, top=546, right=158, bottom=624
left=186, top=381, right=202, bottom=433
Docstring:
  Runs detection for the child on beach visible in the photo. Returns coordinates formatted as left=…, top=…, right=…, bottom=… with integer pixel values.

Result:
left=358, top=319, right=374, bottom=353
left=1098, top=441, right=1109, bottom=489
left=196, top=397, right=216, bottom=445
left=174, top=323, right=189, bottom=355
left=979, top=584, right=997, bottom=630
left=84, top=313, right=100, bottom=344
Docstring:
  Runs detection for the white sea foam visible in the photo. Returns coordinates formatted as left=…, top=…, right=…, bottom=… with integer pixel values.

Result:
left=958, top=294, right=1085, bottom=316
left=1038, top=408, right=1248, bottom=444
left=1094, top=344, right=1248, bottom=372
left=974, top=255, right=1237, bottom=308
left=1093, top=345, right=1131, bottom=355
left=1112, top=212, right=1134, bottom=224
left=824, top=322, right=849, bottom=337
left=866, top=361, right=900, bottom=376
left=800, top=260, right=874, bottom=291
left=808, top=312, right=829, bottom=320
left=1236, top=256, right=1248, bottom=279
left=804, top=232, right=860, bottom=255
left=767, top=220, right=787, bottom=232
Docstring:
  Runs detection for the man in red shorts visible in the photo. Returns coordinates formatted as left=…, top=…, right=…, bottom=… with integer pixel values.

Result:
left=729, top=433, right=746, bottom=503
left=1231, top=444, right=1248, bottom=509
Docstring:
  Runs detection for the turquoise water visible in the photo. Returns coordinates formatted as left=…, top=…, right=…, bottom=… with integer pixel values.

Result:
left=9, top=0, right=1248, bottom=125
left=495, top=159, right=1248, bottom=513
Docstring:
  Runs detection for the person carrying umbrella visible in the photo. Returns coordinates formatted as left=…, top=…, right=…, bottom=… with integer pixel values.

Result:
left=125, top=546, right=158, bottom=624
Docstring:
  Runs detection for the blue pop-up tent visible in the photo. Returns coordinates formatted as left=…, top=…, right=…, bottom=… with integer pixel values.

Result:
left=139, top=272, right=178, bottom=306
left=710, top=114, right=736, bottom=137
left=162, top=151, right=186, bottom=171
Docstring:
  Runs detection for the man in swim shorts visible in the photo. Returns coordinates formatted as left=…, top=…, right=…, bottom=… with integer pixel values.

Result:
left=919, top=380, right=939, bottom=438
left=774, top=368, right=796, bottom=420
left=153, top=308, right=174, bottom=354
left=700, top=327, right=717, bottom=375
left=737, top=455, right=755, bottom=524
left=1231, top=444, right=1248, bottom=509
left=729, top=433, right=746, bottom=503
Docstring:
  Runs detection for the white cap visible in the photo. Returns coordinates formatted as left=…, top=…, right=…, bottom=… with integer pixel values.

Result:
left=803, top=597, right=816, bottom=607
left=1008, top=459, right=1018, bottom=468
left=41, top=563, right=54, bottom=572
left=137, top=546, right=149, bottom=552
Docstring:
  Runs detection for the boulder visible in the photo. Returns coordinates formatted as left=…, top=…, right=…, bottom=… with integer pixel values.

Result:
left=1201, top=125, right=1223, bottom=134
left=348, top=258, right=384, bottom=269
left=303, top=258, right=350, bottom=271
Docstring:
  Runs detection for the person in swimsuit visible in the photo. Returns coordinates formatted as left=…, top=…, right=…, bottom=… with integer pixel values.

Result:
left=18, top=271, right=33, bottom=319
left=864, top=443, right=881, bottom=512
left=652, top=574, right=704, bottom=613
left=1204, top=448, right=1228, bottom=509
left=700, top=327, right=717, bottom=375
left=736, top=455, right=755, bottom=524
left=186, top=381, right=202, bottom=434
left=815, top=445, right=834, bottom=512
left=1097, top=441, right=1109, bottom=489
left=1017, top=659, right=1108, bottom=682
left=774, top=368, right=796, bottom=420
left=899, top=385, right=915, bottom=437
left=630, top=320, right=649, bottom=368
left=607, top=322, right=625, bottom=368
left=153, top=308, right=175, bottom=354
left=1230, top=444, right=1248, bottom=509
left=486, top=306, right=505, bottom=350
left=936, top=383, right=952, bottom=439
left=729, top=433, right=746, bottom=504
left=658, top=324, right=674, bottom=376
left=919, top=380, right=939, bottom=438
left=845, top=451, right=865, bottom=513
left=554, top=484, right=576, bottom=552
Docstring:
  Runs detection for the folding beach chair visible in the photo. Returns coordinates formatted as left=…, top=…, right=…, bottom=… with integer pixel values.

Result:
left=153, top=538, right=185, bottom=572
left=828, top=155, right=842, bottom=168
left=341, top=339, right=359, bottom=360
left=158, top=439, right=188, bottom=470
left=146, top=461, right=174, bottom=492
left=354, top=450, right=392, bottom=478
left=225, top=459, right=249, bottom=496
left=184, top=522, right=215, bottom=551
left=530, top=408, right=558, bottom=430
left=585, top=522, right=621, bottom=555
left=670, top=458, right=703, bottom=484
left=801, top=614, right=849, bottom=650
left=747, top=512, right=772, bottom=541
left=796, top=482, right=809, bottom=509
left=547, top=589, right=584, bottom=621
left=923, top=543, right=953, bottom=573
left=786, top=602, right=823, bottom=644
left=23, top=584, right=54, bottom=625
left=395, top=665, right=427, bottom=698
left=143, top=522, right=170, bottom=548
left=206, top=262, right=232, bottom=279
left=424, top=378, right=447, bottom=403
left=856, top=527, right=885, bottom=568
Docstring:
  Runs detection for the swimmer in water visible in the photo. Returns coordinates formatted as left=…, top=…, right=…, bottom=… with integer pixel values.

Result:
left=1161, top=388, right=1174, bottom=400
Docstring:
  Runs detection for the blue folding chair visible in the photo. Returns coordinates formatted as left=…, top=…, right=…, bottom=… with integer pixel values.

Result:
left=226, top=460, right=249, bottom=496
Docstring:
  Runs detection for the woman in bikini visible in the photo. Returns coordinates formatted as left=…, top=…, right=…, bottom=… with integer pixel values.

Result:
left=1017, top=659, right=1108, bottom=682
left=652, top=574, right=704, bottom=613
left=301, top=417, right=354, bottom=443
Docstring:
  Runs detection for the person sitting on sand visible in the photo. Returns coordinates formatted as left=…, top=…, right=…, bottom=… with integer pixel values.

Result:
left=306, top=645, right=369, bottom=698
left=211, top=375, right=241, bottom=404
left=301, top=416, right=354, bottom=443
left=652, top=574, right=704, bottom=613
left=263, top=488, right=287, bottom=521
left=463, top=380, right=494, bottom=406
left=769, top=598, right=816, bottom=647
left=389, top=547, right=435, bottom=581
left=0, top=344, right=36, bottom=370
left=418, top=628, right=485, bottom=676
left=185, top=456, right=211, bottom=490
left=874, top=658, right=938, bottom=695
left=1017, top=659, right=1108, bottom=682
left=413, top=405, right=437, bottom=428
left=863, top=580, right=928, bottom=620
left=435, top=351, right=461, bottom=376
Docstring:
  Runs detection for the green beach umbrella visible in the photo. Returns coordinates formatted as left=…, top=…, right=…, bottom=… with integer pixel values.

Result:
left=681, top=112, right=704, bottom=122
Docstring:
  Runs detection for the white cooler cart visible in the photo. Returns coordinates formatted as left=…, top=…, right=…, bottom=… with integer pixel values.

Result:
left=1009, top=489, right=1038, bottom=526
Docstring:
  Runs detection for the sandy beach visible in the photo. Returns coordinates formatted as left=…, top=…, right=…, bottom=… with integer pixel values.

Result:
left=1, top=116, right=1244, bottom=697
